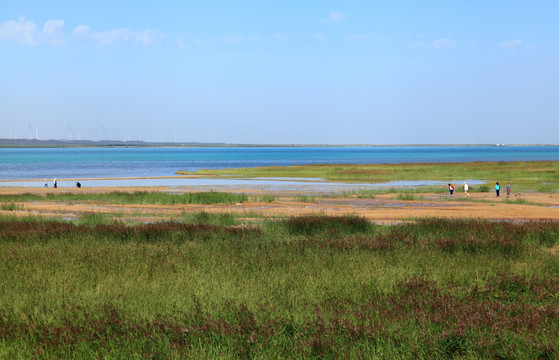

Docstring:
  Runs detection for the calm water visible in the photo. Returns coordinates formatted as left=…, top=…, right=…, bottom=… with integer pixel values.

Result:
left=1, top=146, right=558, bottom=181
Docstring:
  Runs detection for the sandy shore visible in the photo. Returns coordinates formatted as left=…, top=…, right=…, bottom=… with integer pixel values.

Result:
left=1, top=177, right=558, bottom=223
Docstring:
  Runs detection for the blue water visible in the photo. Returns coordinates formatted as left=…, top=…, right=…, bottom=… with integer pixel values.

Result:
left=1, top=146, right=558, bottom=181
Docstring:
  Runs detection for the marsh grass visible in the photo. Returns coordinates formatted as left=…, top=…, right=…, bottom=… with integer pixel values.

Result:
left=294, top=194, right=317, bottom=202
left=342, top=189, right=377, bottom=199
left=180, top=161, right=559, bottom=192
left=504, top=197, right=542, bottom=206
left=396, top=193, right=424, bottom=201
left=182, top=211, right=237, bottom=226
left=1, top=215, right=558, bottom=358
left=477, top=185, right=490, bottom=192
left=0, top=202, right=23, bottom=211
left=75, top=211, right=117, bottom=226
left=257, top=195, right=275, bottom=203
left=0, top=191, right=249, bottom=205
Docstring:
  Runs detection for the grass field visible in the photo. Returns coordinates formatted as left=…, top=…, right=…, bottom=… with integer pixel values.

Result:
left=178, top=161, right=559, bottom=192
left=1, top=161, right=558, bottom=358
left=0, top=214, right=557, bottom=358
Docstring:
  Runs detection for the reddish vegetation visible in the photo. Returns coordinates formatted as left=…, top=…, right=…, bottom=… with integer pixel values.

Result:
left=1, top=216, right=557, bottom=357
left=0, top=275, right=556, bottom=358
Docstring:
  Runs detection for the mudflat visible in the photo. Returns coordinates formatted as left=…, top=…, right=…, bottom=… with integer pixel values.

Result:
left=1, top=177, right=558, bottom=223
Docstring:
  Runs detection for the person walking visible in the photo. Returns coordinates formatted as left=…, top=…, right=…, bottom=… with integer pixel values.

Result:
left=53, top=178, right=58, bottom=188
left=495, top=182, right=500, bottom=197
left=506, top=182, right=511, bottom=197
left=448, top=183, right=454, bottom=196
left=44, top=179, right=48, bottom=188
left=463, top=182, right=470, bottom=197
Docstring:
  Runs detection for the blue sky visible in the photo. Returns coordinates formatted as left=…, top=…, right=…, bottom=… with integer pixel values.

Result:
left=1, top=1, right=558, bottom=144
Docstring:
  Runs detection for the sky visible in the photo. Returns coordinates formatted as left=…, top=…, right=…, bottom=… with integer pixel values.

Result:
left=1, top=1, right=558, bottom=145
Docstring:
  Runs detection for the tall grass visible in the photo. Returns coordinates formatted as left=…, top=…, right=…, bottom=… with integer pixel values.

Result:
left=396, top=193, right=424, bottom=201
left=0, top=202, right=23, bottom=211
left=181, top=211, right=237, bottom=226
left=254, top=194, right=275, bottom=203
left=477, top=185, right=490, bottom=192
left=0, top=191, right=249, bottom=205
left=0, top=216, right=557, bottom=358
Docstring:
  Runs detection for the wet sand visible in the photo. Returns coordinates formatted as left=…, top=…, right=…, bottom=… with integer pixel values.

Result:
left=1, top=177, right=558, bottom=223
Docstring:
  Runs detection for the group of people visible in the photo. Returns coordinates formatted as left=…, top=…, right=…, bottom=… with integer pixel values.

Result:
left=448, top=181, right=511, bottom=197
left=43, top=179, right=82, bottom=188
left=495, top=181, right=512, bottom=197
left=44, top=178, right=57, bottom=188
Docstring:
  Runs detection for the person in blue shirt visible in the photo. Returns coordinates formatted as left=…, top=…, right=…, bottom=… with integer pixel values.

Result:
left=495, top=182, right=500, bottom=197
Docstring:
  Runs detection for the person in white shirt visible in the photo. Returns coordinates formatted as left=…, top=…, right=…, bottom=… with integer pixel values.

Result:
left=464, top=182, right=470, bottom=197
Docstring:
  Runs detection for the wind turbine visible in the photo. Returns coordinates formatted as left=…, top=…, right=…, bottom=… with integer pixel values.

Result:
left=68, top=124, right=73, bottom=141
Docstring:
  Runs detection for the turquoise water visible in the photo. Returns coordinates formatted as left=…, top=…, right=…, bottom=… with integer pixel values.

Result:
left=1, top=146, right=558, bottom=181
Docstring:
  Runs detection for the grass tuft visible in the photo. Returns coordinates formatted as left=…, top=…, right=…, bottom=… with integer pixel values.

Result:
left=0, top=202, right=23, bottom=211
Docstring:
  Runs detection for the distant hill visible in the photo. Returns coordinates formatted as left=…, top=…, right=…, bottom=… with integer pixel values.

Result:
left=1, top=139, right=551, bottom=148
left=0, top=138, right=230, bottom=148
left=0, top=139, right=360, bottom=148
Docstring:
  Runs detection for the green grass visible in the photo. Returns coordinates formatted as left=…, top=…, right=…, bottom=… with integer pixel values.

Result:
left=0, top=215, right=557, bottom=358
left=181, top=211, right=238, bottom=226
left=294, top=194, right=317, bottom=202
left=0, top=191, right=249, bottom=205
left=0, top=202, right=23, bottom=211
left=504, top=197, right=542, bottom=206
left=178, top=161, right=559, bottom=192
left=342, top=189, right=378, bottom=198
left=340, top=186, right=448, bottom=199
left=396, top=193, right=424, bottom=201
left=257, top=194, right=275, bottom=203
left=75, top=211, right=117, bottom=225
left=477, top=185, right=490, bottom=192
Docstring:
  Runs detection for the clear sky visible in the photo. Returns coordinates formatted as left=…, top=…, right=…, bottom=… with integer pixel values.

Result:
left=1, top=1, right=558, bottom=144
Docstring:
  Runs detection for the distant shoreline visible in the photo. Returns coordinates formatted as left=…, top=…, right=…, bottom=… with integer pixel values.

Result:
left=1, top=138, right=557, bottom=148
